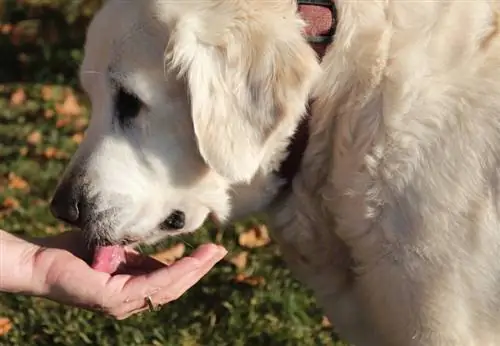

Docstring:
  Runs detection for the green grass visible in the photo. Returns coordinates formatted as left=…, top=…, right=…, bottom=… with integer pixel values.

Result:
left=0, top=2, right=347, bottom=345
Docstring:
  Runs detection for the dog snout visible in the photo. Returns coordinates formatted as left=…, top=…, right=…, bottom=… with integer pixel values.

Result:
left=50, top=179, right=86, bottom=228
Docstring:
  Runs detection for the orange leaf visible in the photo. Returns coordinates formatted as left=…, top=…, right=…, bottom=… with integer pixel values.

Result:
left=72, top=133, right=84, bottom=144
left=44, top=147, right=57, bottom=159
left=234, top=273, right=265, bottom=287
left=227, top=251, right=248, bottom=271
left=56, top=93, right=81, bottom=117
left=74, top=118, right=89, bottom=131
left=8, top=172, right=29, bottom=191
left=238, top=224, right=271, bottom=249
left=55, top=118, right=70, bottom=128
left=1, top=24, right=13, bottom=35
left=26, top=131, right=42, bottom=145
left=321, top=316, right=332, bottom=328
left=10, top=88, right=26, bottom=106
left=151, top=243, right=186, bottom=265
left=41, top=85, right=54, bottom=101
left=44, top=109, right=55, bottom=119
left=44, top=226, right=58, bottom=234
left=2, top=197, right=20, bottom=210
left=0, top=317, right=13, bottom=336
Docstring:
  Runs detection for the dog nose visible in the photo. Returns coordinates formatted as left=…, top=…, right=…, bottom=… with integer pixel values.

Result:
left=50, top=181, right=82, bottom=227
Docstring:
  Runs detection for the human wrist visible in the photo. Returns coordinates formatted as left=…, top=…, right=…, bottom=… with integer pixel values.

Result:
left=0, top=229, right=47, bottom=296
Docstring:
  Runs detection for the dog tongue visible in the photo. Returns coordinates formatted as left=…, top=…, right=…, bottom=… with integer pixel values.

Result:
left=91, top=245, right=126, bottom=274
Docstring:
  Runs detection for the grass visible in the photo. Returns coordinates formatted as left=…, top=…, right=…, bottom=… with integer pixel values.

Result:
left=0, top=2, right=347, bottom=345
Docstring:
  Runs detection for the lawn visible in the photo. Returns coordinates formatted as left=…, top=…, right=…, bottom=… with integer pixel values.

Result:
left=0, top=1, right=346, bottom=345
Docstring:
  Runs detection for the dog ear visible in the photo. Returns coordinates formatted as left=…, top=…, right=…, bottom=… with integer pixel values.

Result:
left=166, top=2, right=320, bottom=183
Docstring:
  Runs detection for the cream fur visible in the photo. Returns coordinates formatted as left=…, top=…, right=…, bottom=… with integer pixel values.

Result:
left=53, top=0, right=500, bottom=345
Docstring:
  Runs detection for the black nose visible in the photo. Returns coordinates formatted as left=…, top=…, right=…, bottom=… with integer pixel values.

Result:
left=160, top=210, right=186, bottom=230
left=50, top=180, right=82, bottom=227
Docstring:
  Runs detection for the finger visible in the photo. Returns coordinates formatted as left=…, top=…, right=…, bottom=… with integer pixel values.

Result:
left=152, top=249, right=224, bottom=304
left=127, top=243, right=225, bottom=291
left=115, top=252, right=224, bottom=320
left=111, top=244, right=226, bottom=318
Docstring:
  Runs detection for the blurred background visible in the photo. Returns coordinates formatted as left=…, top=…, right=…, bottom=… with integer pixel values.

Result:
left=0, top=1, right=344, bottom=345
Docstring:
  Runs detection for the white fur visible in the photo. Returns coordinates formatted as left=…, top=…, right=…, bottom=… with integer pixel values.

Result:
left=55, top=0, right=500, bottom=345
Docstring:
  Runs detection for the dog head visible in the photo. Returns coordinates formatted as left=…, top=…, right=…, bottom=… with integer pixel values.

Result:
left=50, top=0, right=320, bottom=246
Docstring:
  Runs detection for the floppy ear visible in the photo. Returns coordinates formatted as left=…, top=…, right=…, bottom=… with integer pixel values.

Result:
left=165, top=2, right=320, bottom=183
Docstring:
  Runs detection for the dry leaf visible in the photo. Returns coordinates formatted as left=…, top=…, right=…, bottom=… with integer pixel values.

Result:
left=321, top=316, right=332, bottom=328
left=238, top=224, right=271, bottom=249
left=72, top=133, right=84, bottom=144
left=44, top=226, right=58, bottom=234
left=8, top=172, right=29, bottom=191
left=55, top=118, right=70, bottom=128
left=44, top=109, right=55, bottom=119
left=1, top=24, right=13, bottom=35
left=0, top=317, right=13, bottom=336
left=227, top=251, right=248, bottom=271
left=2, top=197, right=19, bottom=210
left=44, top=147, right=58, bottom=159
left=41, top=85, right=54, bottom=101
left=151, top=243, right=186, bottom=265
left=234, top=273, right=266, bottom=287
left=74, top=118, right=88, bottom=131
left=27, top=131, right=42, bottom=145
left=10, top=88, right=26, bottom=106
left=56, top=93, right=81, bottom=117
left=43, top=148, right=67, bottom=160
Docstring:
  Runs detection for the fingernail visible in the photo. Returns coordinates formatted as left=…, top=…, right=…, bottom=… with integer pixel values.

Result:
left=216, top=245, right=228, bottom=257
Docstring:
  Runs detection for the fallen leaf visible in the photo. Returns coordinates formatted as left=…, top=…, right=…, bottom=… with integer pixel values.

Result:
left=321, top=316, right=332, bottom=328
left=0, top=317, right=13, bottom=336
left=72, top=133, right=84, bottom=144
left=8, top=172, right=29, bottom=191
left=26, top=131, right=42, bottom=145
left=10, top=88, right=26, bottom=106
left=41, top=85, right=54, bottom=101
left=238, top=224, right=271, bottom=249
left=44, top=147, right=57, bottom=159
left=74, top=118, right=88, bottom=131
left=1, top=24, right=13, bottom=35
left=2, top=197, right=20, bottom=210
left=227, top=251, right=248, bottom=271
left=234, top=273, right=266, bottom=287
left=56, top=93, right=81, bottom=117
left=55, top=118, right=70, bottom=128
left=151, top=243, right=186, bottom=265
left=44, top=109, right=55, bottom=118
left=44, top=226, right=58, bottom=234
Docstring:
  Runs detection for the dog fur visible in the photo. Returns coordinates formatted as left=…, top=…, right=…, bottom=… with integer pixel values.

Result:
left=53, top=0, right=500, bottom=345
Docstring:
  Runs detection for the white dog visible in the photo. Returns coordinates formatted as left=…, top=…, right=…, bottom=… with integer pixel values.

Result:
left=50, top=1, right=500, bottom=345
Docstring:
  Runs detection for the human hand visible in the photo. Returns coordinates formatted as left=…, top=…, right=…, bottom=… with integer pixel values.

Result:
left=28, top=232, right=227, bottom=319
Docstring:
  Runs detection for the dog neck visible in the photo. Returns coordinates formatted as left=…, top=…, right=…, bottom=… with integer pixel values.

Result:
left=276, top=0, right=337, bottom=190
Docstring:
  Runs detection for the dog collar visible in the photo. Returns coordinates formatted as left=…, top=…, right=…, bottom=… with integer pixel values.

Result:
left=276, top=0, right=337, bottom=190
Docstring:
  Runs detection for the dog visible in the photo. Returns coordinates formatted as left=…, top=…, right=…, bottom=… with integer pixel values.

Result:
left=50, top=0, right=500, bottom=345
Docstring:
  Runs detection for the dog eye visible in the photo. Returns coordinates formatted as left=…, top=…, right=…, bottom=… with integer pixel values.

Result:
left=115, top=87, right=142, bottom=125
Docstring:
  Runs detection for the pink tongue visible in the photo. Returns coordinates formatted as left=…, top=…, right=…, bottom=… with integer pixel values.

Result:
left=91, top=245, right=126, bottom=274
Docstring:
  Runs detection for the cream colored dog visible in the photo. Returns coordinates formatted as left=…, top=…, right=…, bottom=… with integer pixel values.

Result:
left=50, top=1, right=500, bottom=345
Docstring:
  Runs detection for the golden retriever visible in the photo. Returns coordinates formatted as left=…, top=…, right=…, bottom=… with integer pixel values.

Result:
left=50, top=1, right=500, bottom=345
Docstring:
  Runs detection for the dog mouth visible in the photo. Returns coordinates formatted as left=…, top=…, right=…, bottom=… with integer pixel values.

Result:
left=90, top=212, right=220, bottom=273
